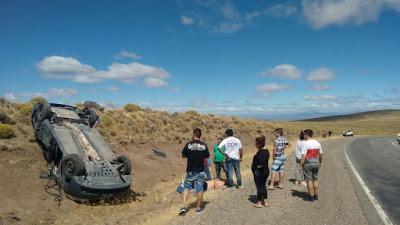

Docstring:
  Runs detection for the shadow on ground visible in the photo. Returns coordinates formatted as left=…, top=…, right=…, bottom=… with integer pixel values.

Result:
left=188, top=201, right=210, bottom=210
left=248, top=195, right=258, bottom=204
left=291, top=189, right=310, bottom=201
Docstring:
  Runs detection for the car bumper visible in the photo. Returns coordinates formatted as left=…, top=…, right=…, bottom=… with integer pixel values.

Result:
left=62, top=175, right=132, bottom=200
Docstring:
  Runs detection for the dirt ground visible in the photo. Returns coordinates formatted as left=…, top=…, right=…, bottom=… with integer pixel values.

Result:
left=0, top=135, right=259, bottom=225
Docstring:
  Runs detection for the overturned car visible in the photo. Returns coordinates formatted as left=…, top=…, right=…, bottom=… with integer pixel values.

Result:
left=32, top=103, right=132, bottom=200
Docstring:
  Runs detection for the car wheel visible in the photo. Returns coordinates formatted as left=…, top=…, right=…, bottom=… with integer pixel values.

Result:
left=116, top=155, right=132, bottom=175
left=40, top=104, right=53, bottom=122
left=87, top=108, right=99, bottom=127
left=61, top=154, right=86, bottom=181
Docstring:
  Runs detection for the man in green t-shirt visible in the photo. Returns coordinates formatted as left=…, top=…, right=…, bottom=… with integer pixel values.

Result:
left=214, top=137, right=227, bottom=180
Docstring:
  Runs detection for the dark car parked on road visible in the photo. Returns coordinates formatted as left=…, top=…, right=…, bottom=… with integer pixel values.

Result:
left=31, top=103, right=132, bottom=200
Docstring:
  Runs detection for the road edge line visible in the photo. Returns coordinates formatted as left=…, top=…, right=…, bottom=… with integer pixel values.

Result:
left=344, top=149, right=393, bottom=225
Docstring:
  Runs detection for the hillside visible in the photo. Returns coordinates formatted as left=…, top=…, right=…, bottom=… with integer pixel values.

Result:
left=297, top=110, right=400, bottom=122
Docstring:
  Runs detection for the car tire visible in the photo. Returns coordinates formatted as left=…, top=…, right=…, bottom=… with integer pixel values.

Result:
left=40, top=104, right=53, bottom=122
left=61, top=154, right=86, bottom=180
left=116, top=155, right=132, bottom=175
left=87, top=108, right=99, bottom=127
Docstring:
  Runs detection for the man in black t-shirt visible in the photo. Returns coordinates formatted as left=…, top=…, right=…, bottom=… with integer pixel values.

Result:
left=179, top=128, right=210, bottom=215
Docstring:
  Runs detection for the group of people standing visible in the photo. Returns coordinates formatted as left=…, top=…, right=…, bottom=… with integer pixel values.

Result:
left=178, top=127, right=323, bottom=215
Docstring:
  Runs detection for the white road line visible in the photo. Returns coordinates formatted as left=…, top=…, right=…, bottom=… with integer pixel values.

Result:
left=344, top=151, right=393, bottom=225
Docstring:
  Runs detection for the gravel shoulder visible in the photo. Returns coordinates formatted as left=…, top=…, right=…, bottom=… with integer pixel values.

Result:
left=171, top=138, right=382, bottom=225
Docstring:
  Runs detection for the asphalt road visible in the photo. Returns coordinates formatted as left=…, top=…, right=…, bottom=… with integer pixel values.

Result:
left=172, top=138, right=383, bottom=225
left=346, top=137, right=400, bottom=225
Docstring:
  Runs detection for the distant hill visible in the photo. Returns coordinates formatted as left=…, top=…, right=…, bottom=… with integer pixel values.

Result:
left=297, top=110, right=400, bottom=122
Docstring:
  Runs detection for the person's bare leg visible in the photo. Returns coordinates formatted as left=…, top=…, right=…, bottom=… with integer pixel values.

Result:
left=269, top=173, right=276, bottom=189
left=196, top=192, right=203, bottom=209
left=279, top=172, right=284, bottom=188
left=313, top=180, right=319, bottom=196
left=182, top=189, right=190, bottom=208
left=307, top=181, right=314, bottom=197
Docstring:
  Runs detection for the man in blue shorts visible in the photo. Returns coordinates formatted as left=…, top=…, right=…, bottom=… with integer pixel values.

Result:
left=269, top=128, right=290, bottom=190
left=179, top=128, right=210, bottom=215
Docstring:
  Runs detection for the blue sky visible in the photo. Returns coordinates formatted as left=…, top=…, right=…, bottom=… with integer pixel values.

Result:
left=1, top=0, right=400, bottom=119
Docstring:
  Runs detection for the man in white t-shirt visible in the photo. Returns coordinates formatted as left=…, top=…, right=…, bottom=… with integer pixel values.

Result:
left=294, top=131, right=306, bottom=186
left=300, top=129, right=323, bottom=201
left=218, top=129, right=243, bottom=188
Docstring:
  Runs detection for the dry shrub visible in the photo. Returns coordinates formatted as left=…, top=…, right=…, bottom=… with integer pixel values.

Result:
left=0, top=97, right=6, bottom=104
left=101, top=115, right=114, bottom=127
left=185, top=110, right=200, bottom=117
left=124, top=104, right=141, bottom=112
left=75, top=102, right=84, bottom=108
left=18, top=125, right=28, bottom=136
left=0, top=124, right=15, bottom=139
left=0, top=112, right=15, bottom=125
left=83, top=101, right=105, bottom=112
left=16, top=103, right=33, bottom=116
left=30, top=97, right=47, bottom=104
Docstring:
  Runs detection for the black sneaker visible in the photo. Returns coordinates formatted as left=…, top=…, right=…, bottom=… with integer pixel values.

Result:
left=314, top=195, right=319, bottom=201
left=236, top=184, right=244, bottom=189
left=196, top=208, right=204, bottom=214
left=178, top=207, right=188, bottom=216
left=305, top=195, right=315, bottom=202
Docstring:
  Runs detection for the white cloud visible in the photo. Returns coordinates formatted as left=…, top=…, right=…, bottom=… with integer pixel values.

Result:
left=132, top=94, right=400, bottom=118
left=95, top=62, right=169, bottom=83
left=307, top=67, right=335, bottom=81
left=144, top=77, right=168, bottom=88
left=261, top=64, right=302, bottom=79
left=107, top=86, right=119, bottom=92
left=244, top=11, right=261, bottom=22
left=170, top=87, right=181, bottom=93
left=212, top=22, right=244, bottom=33
left=37, top=56, right=170, bottom=87
left=311, top=84, right=330, bottom=90
left=302, top=0, right=400, bottom=29
left=4, top=88, right=78, bottom=102
left=71, top=75, right=102, bottom=83
left=220, top=1, right=241, bottom=20
left=181, top=16, right=194, bottom=25
left=189, top=0, right=254, bottom=33
left=37, top=56, right=95, bottom=75
left=266, top=4, right=297, bottom=17
left=256, top=83, right=289, bottom=93
left=45, top=88, right=78, bottom=98
left=304, top=95, right=337, bottom=101
left=4, top=93, right=19, bottom=102
left=118, top=50, right=142, bottom=60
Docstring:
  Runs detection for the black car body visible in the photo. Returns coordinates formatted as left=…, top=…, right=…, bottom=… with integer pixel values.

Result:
left=31, top=103, right=132, bottom=200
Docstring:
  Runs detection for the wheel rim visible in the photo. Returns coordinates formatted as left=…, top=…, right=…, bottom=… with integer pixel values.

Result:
left=66, top=160, right=74, bottom=175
